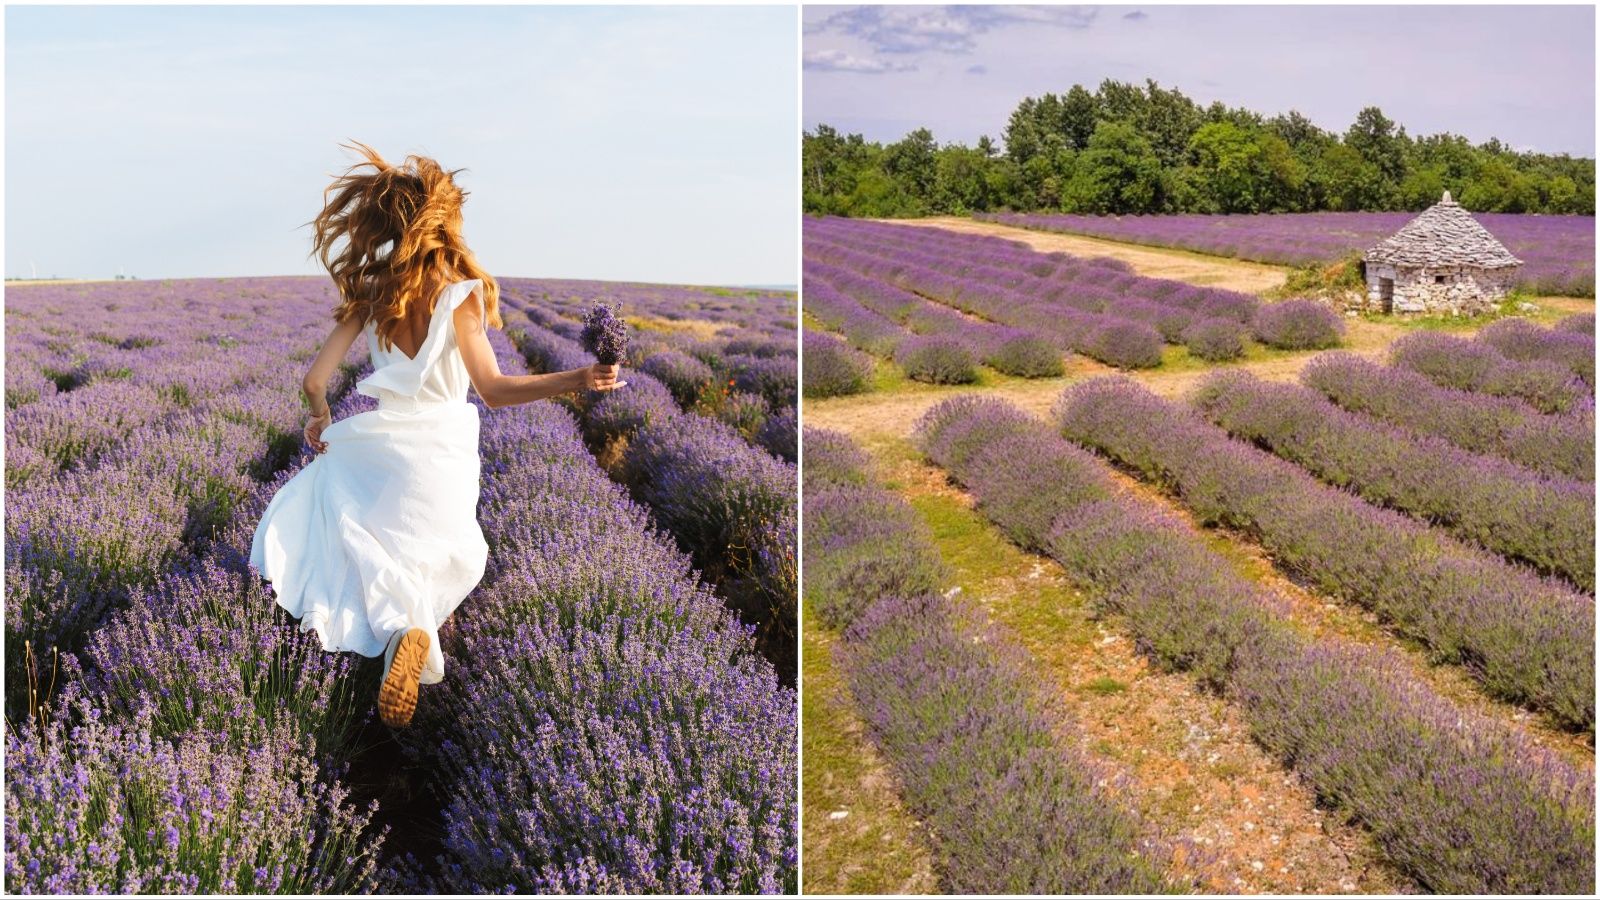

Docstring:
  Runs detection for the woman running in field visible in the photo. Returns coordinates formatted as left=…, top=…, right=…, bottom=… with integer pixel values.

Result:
left=250, top=142, right=620, bottom=727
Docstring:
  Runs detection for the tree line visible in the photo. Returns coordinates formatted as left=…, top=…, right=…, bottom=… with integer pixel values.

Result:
left=803, top=79, right=1595, bottom=218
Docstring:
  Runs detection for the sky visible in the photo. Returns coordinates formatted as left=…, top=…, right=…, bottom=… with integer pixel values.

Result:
left=6, top=5, right=799, bottom=286
left=804, top=5, right=1596, bottom=157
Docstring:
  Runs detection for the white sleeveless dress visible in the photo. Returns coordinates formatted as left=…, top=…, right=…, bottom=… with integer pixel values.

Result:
left=250, top=278, right=490, bottom=685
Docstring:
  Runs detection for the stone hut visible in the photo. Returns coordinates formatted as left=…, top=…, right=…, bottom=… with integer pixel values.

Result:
left=1360, top=191, right=1522, bottom=315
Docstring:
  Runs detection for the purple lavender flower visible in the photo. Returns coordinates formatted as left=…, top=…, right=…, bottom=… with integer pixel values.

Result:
left=579, top=303, right=630, bottom=365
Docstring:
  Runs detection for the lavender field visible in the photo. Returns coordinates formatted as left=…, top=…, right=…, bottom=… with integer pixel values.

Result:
left=4, top=276, right=797, bottom=894
left=803, top=216, right=1345, bottom=392
left=802, top=215, right=1594, bottom=893
left=978, top=211, right=1597, bottom=297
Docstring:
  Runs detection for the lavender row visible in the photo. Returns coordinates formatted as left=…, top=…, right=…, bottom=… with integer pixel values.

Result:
left=7, top=281, right=390, bottom=893
left=1052, top=377, right=1594, bottom=731
left=809, top=259, right=1064, bottom=378
left=816, top=222, right=1346, bottom=357
left=497, top=285, right=797, bottom=420
left=801, top=268, right=906, bottom=357
left=807, top=217, right=1297, bottom=366
left=803, top=428, right=1175, bottom=893
left=1192, top=371, right=1595, bottom=590
left=503, top=293, right=797, bottom=455
left=1477, top=318, right=1595, bottom=389
left=978, top=211, right=1597, bottom=297
left=1390, top=331, right=1592, bottom=414
left=9, top=451, right=389, bottom=895
left=1301, top=352, right=1593, bottom=483
left=801, top=330, right=874, bottom=399
left=807, top=229, right=1167, bottom=368
left=510, top=320, right=798, bottom=680
left=916, top=395, right=1594, bottom=894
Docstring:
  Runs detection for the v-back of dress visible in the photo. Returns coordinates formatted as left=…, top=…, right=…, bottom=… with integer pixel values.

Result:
left=250, top=278, right=490, bottom=684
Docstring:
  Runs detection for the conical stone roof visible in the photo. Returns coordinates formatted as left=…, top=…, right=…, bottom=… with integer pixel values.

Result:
left=1364, top=191, right=1523, bottom=269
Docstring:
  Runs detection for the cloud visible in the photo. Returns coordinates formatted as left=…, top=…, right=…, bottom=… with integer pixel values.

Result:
left=810, top=5, right=1098, bottom=55
left=1123, top=10, right=1148, bottom=21
left=803, top=49, right=916, bottom=74
left=966, top=64, right=988, bottom=75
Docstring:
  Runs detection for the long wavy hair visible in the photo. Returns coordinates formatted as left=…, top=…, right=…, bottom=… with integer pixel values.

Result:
left=309, top=141, right=502, bottom=351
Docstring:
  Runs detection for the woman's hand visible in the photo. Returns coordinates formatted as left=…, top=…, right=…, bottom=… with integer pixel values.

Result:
left=304, top=410, right=331, bottom=453
left=585, top=363, right=621, bottom=392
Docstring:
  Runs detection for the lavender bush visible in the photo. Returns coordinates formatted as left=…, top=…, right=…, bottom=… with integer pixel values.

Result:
left=1192, top=370, right=1594, bottom=590
left=639, top=349, right=714, bottom=407
left=988, top=330, right=1065, bottom=377
left=1089, top=320, right=1164, bottom=368
left=895, top=334, right=979, bottom=384
left=1053, top=377, right=1594, bottom=731
left=1252, top=299, right=1345, bottom=350
left=1301, top=352, right=1593, bottom=483
left=1556, top=312, right=1594, bottom=334
left=728, top=354, right=798, bottom=411
left=1476, top=318, right=1595, bottom=389
left=1390, top=331, right=1590, bottom=414
left=1181, top=317, right=1248, bottom=361
left=756, top=407, right=797, bottom=463
left=802, top=330, right=874, bottom=398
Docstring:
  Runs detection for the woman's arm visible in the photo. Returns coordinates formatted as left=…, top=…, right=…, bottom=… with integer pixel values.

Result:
left=303, top=315, right=366, bottom=416
left=454, top=296, right=619, bottom=408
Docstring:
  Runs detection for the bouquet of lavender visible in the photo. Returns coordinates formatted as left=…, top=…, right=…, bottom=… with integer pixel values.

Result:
left=580, top=303, right=630, bottom=365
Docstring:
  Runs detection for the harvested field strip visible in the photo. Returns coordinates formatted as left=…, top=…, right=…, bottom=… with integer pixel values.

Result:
left=916, top=396, right=1594, bottom=894
left=1057, top=377, right=1595, bottom=732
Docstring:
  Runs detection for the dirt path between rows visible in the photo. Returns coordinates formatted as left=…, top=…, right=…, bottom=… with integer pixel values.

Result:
left=886, top=217, right=1291, bottom=295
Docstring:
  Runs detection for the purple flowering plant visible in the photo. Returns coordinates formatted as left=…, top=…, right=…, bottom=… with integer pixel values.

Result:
left=579, top=302, right=630, bottom=365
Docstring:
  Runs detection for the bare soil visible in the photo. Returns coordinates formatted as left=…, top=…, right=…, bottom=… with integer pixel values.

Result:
left=888, top=217, right=1290, bottom=295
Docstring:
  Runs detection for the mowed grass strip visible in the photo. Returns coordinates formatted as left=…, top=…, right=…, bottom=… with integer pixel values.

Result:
left=800, top=606, right=938, bottom=896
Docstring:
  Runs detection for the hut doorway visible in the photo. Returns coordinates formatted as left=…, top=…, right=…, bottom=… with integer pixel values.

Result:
left=1378, top=277, right=1394, bottom=314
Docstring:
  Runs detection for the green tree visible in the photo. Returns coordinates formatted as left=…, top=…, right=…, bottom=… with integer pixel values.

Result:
left=1063, top=121, right=1164, bottom=213
left=1345, top=106, right=1407, bottom=193
left=935, top=144, right=994, bottom=213
left=1314, top=143, right=1387, bottom=211
left=883, top=128, right=939, bottom=201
